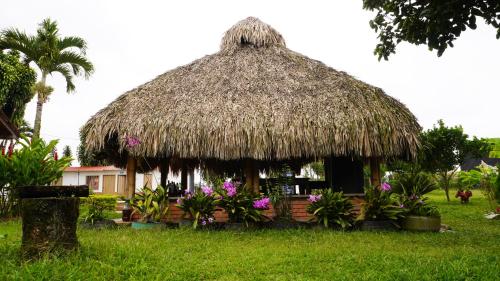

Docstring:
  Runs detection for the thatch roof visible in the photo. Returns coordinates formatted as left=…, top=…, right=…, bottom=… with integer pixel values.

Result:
left=83, top=17, right=421, bottom=166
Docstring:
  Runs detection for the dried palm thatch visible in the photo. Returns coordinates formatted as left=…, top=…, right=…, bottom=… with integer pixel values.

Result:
left=82, top=17, right=421, bottom=167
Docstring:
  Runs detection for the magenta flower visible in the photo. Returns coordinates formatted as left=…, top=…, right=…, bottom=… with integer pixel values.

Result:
left=208, top=217, right=214, bottom=223
left=125, top=136, right=141, bottom=148
left=176, top=198, right=182, bottom=204
left=201, top=186, right=213, bottom=196
left=308, top=194, right=322, bottom=203
left=253, top=197, right=270, bottom=209
left=223, top=181, right=237, bottom=197
left=380, top=182, right=391, bottom=192
left=399, top=204, right=405, bottom=208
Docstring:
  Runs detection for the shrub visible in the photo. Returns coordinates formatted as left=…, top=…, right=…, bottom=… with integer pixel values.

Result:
left=131, top=186, right=169, bottom=223
left=358, top=184, right=405, bottom=221
left=216, top=181, right=267, bottom=225
left=306, top=190, right=354, bottom=229
left=176, top=187, right=220, bottom=229
left=80, top=194, right=117, bottom=210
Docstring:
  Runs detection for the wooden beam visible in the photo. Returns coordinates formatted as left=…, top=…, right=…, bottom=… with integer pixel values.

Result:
left=370, top=157, right=381, bottom=188
left=160, top=159, right=169, bottom=187
left=244, top=159, right=260, bottom=193
left=126, top=157, right=137, bottom=199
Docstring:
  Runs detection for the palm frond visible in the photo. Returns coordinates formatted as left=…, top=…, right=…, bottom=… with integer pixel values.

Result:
left=56, top=51, right=94, bottom=78
left=0, top=28, right=39, bottom=63
left=58, top=36, right=87, bottom=53
left=52, top=64, right=75, bottom=92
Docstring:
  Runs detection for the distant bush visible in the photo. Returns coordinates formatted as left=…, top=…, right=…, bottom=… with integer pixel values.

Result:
left=80, top=194, right=117, bottom=211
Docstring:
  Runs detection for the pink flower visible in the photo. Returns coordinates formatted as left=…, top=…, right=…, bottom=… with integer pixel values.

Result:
left=201, top=186, right=213, bottom=196
left=176, top=198, right=182, bottom=204
left=125, top=136, right=141, bottom=148
left=223, top=181, right=237, bottom=197
left=308, top=194, right=322, bottom=203
left=380, top=182, right=391, bottom=192
left=253, top=197, right=270, bottom=209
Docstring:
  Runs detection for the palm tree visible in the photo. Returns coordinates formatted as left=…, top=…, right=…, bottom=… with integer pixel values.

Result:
left=0, top=18, right=93, bottom=139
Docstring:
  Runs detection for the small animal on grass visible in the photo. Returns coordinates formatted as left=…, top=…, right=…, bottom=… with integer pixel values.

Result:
left=455, top=189, right=472, bottom=203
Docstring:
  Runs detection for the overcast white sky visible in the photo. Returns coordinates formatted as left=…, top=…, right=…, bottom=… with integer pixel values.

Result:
left=2, top=1, right=499, bottom=165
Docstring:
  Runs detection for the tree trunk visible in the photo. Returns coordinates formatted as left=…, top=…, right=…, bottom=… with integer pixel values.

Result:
left=33, top=73, right=47, bottom=140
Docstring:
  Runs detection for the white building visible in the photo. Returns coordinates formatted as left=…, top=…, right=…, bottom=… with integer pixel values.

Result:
left=61, top=166, right=201, bottom=195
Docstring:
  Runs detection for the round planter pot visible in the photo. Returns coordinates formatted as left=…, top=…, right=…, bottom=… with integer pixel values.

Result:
left=131, top=222, right=164, bottom=230
left=360, top=220, right=398, bottom=231
left=401, top=216, right=441, bottom=232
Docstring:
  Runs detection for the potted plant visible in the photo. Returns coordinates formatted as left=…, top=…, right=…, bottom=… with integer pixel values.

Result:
left=357, top=183, right=405, bottom=231
left=216, top=181, right=268, bottom=229
left=392, top=171, right=441, bottom=231
left=176, top=186, right=220, bottom=229
left=130, top=185, right=169, bottom=229
left=2, top=136, right=86, bottom=258
left=306, top=190, right=354, bottom=230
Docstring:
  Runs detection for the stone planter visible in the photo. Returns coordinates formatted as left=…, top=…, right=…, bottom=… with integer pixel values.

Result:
left=401, top=216, right=441, bottom=232
left=360, top=220, right=398, bottom=231
left=19, top=185, right=88, bottom=259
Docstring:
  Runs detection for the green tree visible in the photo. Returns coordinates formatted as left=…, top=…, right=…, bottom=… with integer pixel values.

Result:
left=77, top=129, right=109, bottom=166
left=62, top=145, right=72, bottom=166
left=419, top=120, right=491, bottom=201
left=0, top=50, right=36, bottom=127
left=0, top=18, right=94, bottom=138
left=363, top=0, right=500, bottom=60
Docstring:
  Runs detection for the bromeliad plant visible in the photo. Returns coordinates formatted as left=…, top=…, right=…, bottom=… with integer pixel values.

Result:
left=131, top=185, right=169, bottom=223
left=306, top=189, right=354, bottom=229
left=357, top=183, right=405, bottom=222
left=392, top=171, right=440, bottom=218
left=216, top=181, right=269, bottom=226
left=176, top=186, right=220, bottom=229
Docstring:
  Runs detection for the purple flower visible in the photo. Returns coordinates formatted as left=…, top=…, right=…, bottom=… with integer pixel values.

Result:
left=399, top=204, right=405, bottom=208
left=409, top=194, right=419, bottom=201
left=223, top=181, right=237, bottom=197
left=253, top=197, right=270, bottom=209
left=201, top=219, right=207, bottom=226
left=208, top=217, right=214, bottom=223
left=201, top=186, right=213, bottom=196
left=125, top=136, right=141, bottom=148
left=308, top=194, right=322, bottom=203
left=380, top=182, right=391, bottom=192
left=418, top=200, right=425, bottom=205
left=176, top=198, right=182, bottom=204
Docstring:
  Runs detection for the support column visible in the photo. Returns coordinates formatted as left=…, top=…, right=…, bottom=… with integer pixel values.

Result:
left=126, top=157, right=137, bottom=199
left=324, top=156, right=333, bottom=190
left=370, top=157, right=381, bottom=188
left=244, top=159, right=259, bottom=193
left=188, top=168, right=195, bottom=192
left=181, top=167, right=188, bottom=191
left=160, top=159, right=169, bottom=187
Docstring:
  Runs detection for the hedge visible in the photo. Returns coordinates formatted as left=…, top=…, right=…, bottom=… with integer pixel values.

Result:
left=80, top=194, right=118, bottom=211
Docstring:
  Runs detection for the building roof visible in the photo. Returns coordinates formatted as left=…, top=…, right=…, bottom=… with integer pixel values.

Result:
left=65, top=166, right=122, bottom=172
left=82, top=17, right=421, bottom=167
left=461, top=158, right=500, bottom=171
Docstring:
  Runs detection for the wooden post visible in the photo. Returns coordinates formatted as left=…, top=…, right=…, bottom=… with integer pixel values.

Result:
left=188, top=168, right=195, bottom=192
left=370, top=157, right=381, bottom=188
left=181, top=168, right=188, bottom=190
left=126, top=157, right=137, bottom=199
left=324, top=156, right=333, bottom=189
left=160, top=159, right=168, bottom=187
left=244, top=159, right=260, bottom=193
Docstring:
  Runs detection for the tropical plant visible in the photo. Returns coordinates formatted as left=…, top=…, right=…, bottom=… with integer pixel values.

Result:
left=8, top=135, right=71, bottom=187
left=357, top=183, right=405, bottom=222
left=176, top=186, right=220, bottom=229
left=0, top=18, right=94, bottom=138
left=390, top=169, right=437, bottom=197
left=397, top=195, right=440, bottom=218
left=306, top=189, right=354, bottom=229
left=216, top=181, right=266, bottom=225
left=130, top=186, right=169, bottom=223
left=81, top=196, right=107, bottom=224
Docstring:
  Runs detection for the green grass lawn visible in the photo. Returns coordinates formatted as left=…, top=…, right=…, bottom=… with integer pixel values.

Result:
left=488, top=138, right=500, bottom=158
left=1, top=191, right=499, bottom=281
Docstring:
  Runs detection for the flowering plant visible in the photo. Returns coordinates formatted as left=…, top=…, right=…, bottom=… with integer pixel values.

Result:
left=176, top=187, right=220, bottom=229
left=131, top=185, right=169, bottom=223
left=306, top=190, right=354, bottom=229
left=216, top=181, right=266, bottom=225
left=397, top=194, right=440, bottom=217
left=357, top=183, right=405, bottom=221
left=391, top=172, right=440, bottom=217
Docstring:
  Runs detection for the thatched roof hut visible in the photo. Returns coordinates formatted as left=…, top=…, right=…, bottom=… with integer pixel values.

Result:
left=83, top=17, right=420, bottom=195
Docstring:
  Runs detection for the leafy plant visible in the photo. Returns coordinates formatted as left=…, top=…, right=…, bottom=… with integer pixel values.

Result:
left=7, top=136, right=71, bottom=187
left=216, top=181, right=265, bottom=225
left=176, top=186, right=219, bottom=229
left=131, top=186, right=169, bottom=223
left=357, top=184, right=404, bottom=221
left=81, top=196, right=106, bottom=224
left=306, top=189, right=354, bottom=229
left=391, top=170, right=437, bottom=197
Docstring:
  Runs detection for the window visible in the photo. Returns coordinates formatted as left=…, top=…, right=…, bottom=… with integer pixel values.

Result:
left=86, top=176, right=99, bottom=191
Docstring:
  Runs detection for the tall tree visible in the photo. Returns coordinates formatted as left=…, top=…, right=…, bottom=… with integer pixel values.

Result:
left=0, top=50, right=36, bottom=127
left=363, top=0, right=500, bottom=60
left=0, top=18, right=93, bottom=138
left=419, top=120, right=491, bottom=201
left=77, top=129, right=110, bottom=166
